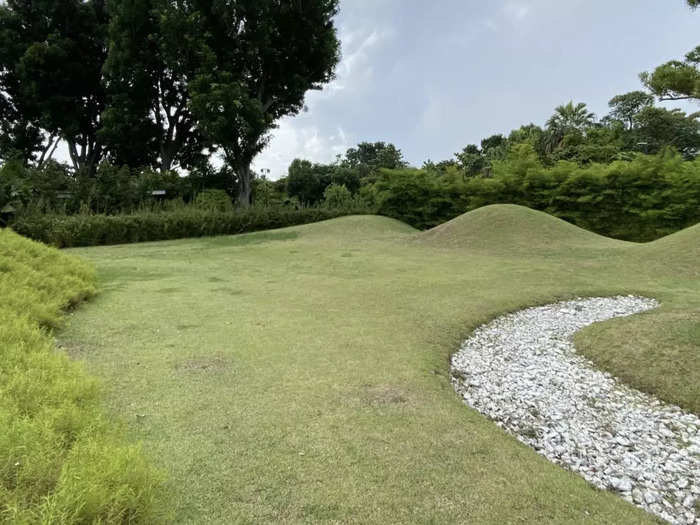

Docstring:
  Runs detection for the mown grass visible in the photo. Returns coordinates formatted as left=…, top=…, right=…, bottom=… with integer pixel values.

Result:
left=58, top=206, right=698, bottom=523
left=0, top=229, right=165, bottom=523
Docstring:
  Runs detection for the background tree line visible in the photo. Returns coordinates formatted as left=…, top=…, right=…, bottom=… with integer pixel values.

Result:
left=1, top=0, right=698, bottom=244
left=0, top=0, right=340, bottom=206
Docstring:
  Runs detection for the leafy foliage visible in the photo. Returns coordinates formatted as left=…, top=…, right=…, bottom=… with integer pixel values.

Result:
left=194, top=189, right=234, bottom=212
left=189, top=0, right=341, bottom=206
left=0, top=0, right=109, bottom=175
left=641, top=45, right=700, bottom=102
left=373, top=149, right=700, bottom=241
left=608, top=91, right=655, bottom=129
left=340, top=141, right=407, bottom=178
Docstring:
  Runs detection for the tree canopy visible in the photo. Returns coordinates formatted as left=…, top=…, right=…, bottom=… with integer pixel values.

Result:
left=189, top=0, right=340, bottom=206
left=0, top=0, right=109, bottom=175
left=0, top=0, right=340, bottom=206
left=641, top=46, right=700, bottom=102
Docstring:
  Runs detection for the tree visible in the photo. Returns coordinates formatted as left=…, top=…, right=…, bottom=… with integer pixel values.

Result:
left=633, top=107, right=700, bottom=158
left=0, top=96, right=51, bottom=165
left=286, top=159, right=323, bottom=205
left=341, top=141, right=407, bottom=178
left=422, top=159, right=458, bottom=174
left=608, top=91, right=655, bottom=129
left=480, top=134, right=507, bottom=155
left=455, top=144, right=485, bottom=178
left=0, top=0, right=109, bottom=175
left=322, top=183, right=352, bottom=208
left=508, top=124, right=548, bottom=162
left=546, top=102, right=596, bottom=134
left=545, top=102, right=596, bottom=156
left=103, top=0, right=208, bottom=172
left=190, top=1, right=340, bottom=207
left=641, top=46, right=700, bottom=102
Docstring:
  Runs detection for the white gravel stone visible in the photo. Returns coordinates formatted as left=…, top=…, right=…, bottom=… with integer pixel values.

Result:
left=451, top=296, right=699, bottom=525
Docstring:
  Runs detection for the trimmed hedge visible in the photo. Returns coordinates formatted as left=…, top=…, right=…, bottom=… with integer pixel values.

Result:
left=374, top=149, right=700, bottom=241
left=0, top=229, right=166, bottom=522
left=11, top=206, right=371, bottom=248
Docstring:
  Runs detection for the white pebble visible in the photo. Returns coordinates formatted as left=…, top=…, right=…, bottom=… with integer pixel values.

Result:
left=451, top=296, right=699, bottom=525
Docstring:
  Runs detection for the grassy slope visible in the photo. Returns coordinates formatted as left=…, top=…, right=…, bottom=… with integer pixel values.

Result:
left=57, top=206, right=699, bottom=524
left=0, top=229, right=164, bottom=523
left=574, top=222, right=700, bottom=413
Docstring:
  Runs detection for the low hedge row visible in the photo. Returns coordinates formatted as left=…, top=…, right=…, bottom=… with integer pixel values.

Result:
left=11, top=206, right=370, bottom=248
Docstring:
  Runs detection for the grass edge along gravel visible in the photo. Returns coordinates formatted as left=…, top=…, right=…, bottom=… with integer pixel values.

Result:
left=0, top=228, right=166, bottom=523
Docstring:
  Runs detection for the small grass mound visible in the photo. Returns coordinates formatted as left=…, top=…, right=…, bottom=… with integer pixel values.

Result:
left=643, top=222, right=700, bottom=274
left=417, top=204, right=622, bottom=251
left=0, top=229, right=165, bottom=523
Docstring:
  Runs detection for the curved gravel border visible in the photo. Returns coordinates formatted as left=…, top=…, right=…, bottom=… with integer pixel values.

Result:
left=451, top=296, right=699, bottom=525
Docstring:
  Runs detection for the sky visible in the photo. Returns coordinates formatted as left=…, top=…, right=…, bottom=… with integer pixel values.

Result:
left=251, top=0, right=700, bottom=179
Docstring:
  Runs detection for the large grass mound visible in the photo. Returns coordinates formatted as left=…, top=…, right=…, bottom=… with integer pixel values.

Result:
left=56, top=211, right=700, bottom=523
left=417, top=204, right=623, bottom=251
left=0, top=229, right=165, bottom=523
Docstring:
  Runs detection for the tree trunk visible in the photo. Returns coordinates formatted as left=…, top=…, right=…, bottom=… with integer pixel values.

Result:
left=235, top=161, right=253, bottom=208
left=160, top=145, right=176, bottom=174
left=67, top=138, right=101, bottom=177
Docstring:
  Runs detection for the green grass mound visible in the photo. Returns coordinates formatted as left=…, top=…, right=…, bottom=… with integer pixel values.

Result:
left=292, top=214, right=417, bottom=238
left=0, top=229, right=165, bottom=523
left=417, top=204, right=622, bottom=251
left=643, top=222, right=700, bottom=270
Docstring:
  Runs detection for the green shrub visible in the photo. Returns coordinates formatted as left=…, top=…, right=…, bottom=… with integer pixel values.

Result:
left=322, top=183, right=352, bottom=208
left=321, top=183, right=369, bottom=211
left=373, top=150, right=700, bottom=241
left=0, top=229, right=166, bottom=522
left=193, top=189, right=234, bottom=212
left=11, top=205, right=372, bottom=248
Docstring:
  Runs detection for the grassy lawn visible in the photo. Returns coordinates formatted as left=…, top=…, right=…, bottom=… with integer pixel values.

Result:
left=58, top=205, right=698, bottom=523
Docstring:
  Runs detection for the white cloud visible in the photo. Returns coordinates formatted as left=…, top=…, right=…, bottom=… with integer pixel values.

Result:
left=479, top=18, right=499, bottom=32
left=252, top=119, right=350, bottom=179
left=502, top=2, right=531, bottom=21
left=313, top=26, right=392, bottom=100
left=253, top=23, right=392, bottom=178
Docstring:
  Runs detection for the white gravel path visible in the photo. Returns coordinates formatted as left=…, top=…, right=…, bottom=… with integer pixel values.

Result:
left=451, top=296, right=699, bottom=525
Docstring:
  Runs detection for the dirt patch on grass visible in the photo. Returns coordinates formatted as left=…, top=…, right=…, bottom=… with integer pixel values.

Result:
left=57, top=340, right=99, bottom=357
left=175, top=354, right=231, bottom=372
left=176, top=324, right=200, bottom=331
left=362, top=384, right=408, bottom=406
left=211, top=287, right=243, bottom=296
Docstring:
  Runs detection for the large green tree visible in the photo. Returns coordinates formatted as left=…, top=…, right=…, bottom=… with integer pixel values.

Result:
left=546, top=102, right=596, bottom=134
left=0, top=0, right=108, bottom=175
left=455, top=144, right=485, bottom=178
left=608, top=91, right=655, bottom=129
left=190, top=0, right=340, bottom=207
left=341, top=141, right=407, bottom=178
left=640, top=46, right=700, bottom=102
left=545, top=102, right=596, bottom=155
left=103, top=0, right=208, bottom=172
left=633, top=107, right=700, bottom=158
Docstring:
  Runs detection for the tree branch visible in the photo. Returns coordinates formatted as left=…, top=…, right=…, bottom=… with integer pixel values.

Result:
left=658, top=95, right=696, bottom=101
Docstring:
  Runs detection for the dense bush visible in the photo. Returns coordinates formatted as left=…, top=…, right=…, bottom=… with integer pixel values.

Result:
left=12, top=205, right=372, bottom=248
left=321, top=183, right=368, bottom=210
left=0, top=229, right=165, bottom=522
left=373, top=149, right=700, bottom=241
left=0, top=161, right=198, bottom=217
left=193, top=189, right=234, bottom=212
